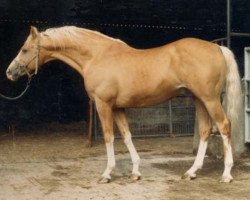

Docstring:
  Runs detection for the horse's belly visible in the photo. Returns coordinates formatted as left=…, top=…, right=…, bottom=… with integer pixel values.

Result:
left=115, top=86, right=177, bottom=108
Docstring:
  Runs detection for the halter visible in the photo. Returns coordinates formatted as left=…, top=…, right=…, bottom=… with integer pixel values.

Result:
left=14, top=35, right=41, bottom=78
left=0, top=35, right=41, bottom=101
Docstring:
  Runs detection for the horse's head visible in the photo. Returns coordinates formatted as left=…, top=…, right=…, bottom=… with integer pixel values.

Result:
left=6, top=26, right=41, bottom=81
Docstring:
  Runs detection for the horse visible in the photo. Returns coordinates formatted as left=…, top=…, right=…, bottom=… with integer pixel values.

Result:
left=6, top=26, right=242, bottom=183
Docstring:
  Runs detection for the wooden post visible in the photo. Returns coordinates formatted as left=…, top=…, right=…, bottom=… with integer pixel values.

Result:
left=87, top=100, right=93, bottom=147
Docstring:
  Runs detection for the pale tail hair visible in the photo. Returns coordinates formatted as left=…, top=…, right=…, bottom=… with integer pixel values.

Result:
left=220, top=46, right=242, bottom=125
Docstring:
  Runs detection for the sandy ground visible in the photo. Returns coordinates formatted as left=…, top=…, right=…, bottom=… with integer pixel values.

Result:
left=0, top=124, right=250, bottom=200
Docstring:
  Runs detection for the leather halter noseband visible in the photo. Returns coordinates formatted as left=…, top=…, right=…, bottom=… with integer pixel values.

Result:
left=13, top=35, right=40, bottom=78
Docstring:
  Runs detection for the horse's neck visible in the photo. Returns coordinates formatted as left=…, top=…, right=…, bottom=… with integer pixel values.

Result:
left=42, top=29, right=126, bottom=76
left=50, top=49, right=93, bottom=75
left=44, top=35, right=103, bottom=76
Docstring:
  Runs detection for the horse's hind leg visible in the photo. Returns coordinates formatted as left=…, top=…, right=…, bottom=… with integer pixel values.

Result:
left=113, top=108, right=141, bottom=181
left=183, top=99, right=212, bottom=180
left=203, top=99, right=233, bottom=183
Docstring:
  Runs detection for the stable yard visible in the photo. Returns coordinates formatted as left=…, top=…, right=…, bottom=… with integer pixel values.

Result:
left=0, top=123, right=250, bottom=200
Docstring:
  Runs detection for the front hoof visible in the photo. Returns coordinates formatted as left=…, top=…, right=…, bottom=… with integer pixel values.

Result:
left=219, top=176, right=233, bottom=183
left=98, top=177, right=111, bottom=184
left=129, top=174, right=141, bottom=182
left=181, top=173, right=196, bottom=180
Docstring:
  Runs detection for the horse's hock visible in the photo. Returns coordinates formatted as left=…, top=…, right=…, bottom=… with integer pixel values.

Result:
left=193, top=97, right=246, bottom=157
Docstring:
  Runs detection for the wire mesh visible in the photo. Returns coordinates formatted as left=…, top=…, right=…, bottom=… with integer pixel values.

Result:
left=95, top=96, right=195, bottom=138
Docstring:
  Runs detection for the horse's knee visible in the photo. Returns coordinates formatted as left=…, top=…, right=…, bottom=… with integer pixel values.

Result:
left=104, top=132, right=114, bottom=143
left=123, top=131, right=132, bottom=145
left=200, top=128, right=212, bottom=141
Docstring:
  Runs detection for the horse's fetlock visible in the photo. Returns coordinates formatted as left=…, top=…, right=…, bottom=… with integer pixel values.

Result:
left=108, top=161, right=116, bottom=169
left=195, top=164, right=203, bottom=169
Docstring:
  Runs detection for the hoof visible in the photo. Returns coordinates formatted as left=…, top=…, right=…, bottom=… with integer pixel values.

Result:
left=128, top=174, right=141, bottom=182
left=98, top=177, right=111, bottom=184
left=181, top=173, right=196, bottom=180
left=219, top=176, right=233, bottom=183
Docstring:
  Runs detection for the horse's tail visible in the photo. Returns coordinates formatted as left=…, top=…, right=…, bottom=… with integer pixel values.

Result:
left=220, top=46, right=242, bottom=124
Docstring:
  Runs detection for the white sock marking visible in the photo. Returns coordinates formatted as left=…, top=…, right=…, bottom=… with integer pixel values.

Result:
left=124, top=132, right=141, bottom=176
left=102, top=137, right=115, bottom=179
left=186, top=139, right=208, bottom=176
left=221, top=135, right=233, bottom=178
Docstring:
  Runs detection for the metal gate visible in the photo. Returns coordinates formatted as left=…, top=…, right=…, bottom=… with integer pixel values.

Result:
left=94, top=96, right=195, bottom=138
left=244, top=47, right=250, bottom=143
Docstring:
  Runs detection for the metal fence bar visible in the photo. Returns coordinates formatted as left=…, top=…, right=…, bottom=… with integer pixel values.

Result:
left=94, top=96, right=195, bottom=139
left=230, top=32, right=250, bottom=37
left=93, top=105, right=98, bottom=140
left=169, top=100, right=173, bottom=135
left=227, top=0, right=231, bottom=48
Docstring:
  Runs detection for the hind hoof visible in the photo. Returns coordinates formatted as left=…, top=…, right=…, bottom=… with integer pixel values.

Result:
left=129, top=174, right=141, bottom=182
left=181, top=173, right=196, bottom=180
left=98, top=177, right=111, bottom=184
left=219, top=176, right=233, bottom=183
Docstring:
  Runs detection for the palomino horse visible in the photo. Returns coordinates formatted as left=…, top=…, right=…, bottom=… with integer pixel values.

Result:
left=6, top=26, right=241, bottom=183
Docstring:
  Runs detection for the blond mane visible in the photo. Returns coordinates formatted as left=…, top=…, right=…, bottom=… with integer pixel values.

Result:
left=42, top=26, right=125, bottom=50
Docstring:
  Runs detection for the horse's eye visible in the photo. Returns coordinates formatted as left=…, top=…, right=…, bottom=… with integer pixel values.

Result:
left=22, top=49, right=28, bottom=53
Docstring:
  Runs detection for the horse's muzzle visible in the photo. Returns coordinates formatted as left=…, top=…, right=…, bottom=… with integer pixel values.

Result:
left=6, top=67, right=21, bottom=81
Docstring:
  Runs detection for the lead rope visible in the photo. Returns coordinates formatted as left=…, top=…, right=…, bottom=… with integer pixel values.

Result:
left=0, top=77, right=32, bottom=101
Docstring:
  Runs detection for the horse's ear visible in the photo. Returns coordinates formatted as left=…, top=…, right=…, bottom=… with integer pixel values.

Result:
left=30, top=26, right=39, bottom=38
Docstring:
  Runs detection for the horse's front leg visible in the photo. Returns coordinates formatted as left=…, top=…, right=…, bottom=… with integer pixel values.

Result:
left=95, top=98, right=115, bottom=183
left=114, top=108, right=141, bottom=181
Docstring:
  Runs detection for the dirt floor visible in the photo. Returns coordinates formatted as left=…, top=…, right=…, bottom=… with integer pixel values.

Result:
left=0, top=122, right=250, bottom=200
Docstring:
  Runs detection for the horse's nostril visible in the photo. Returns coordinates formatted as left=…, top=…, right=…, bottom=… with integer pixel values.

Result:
left=6, top=69, right=11, bottom=76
